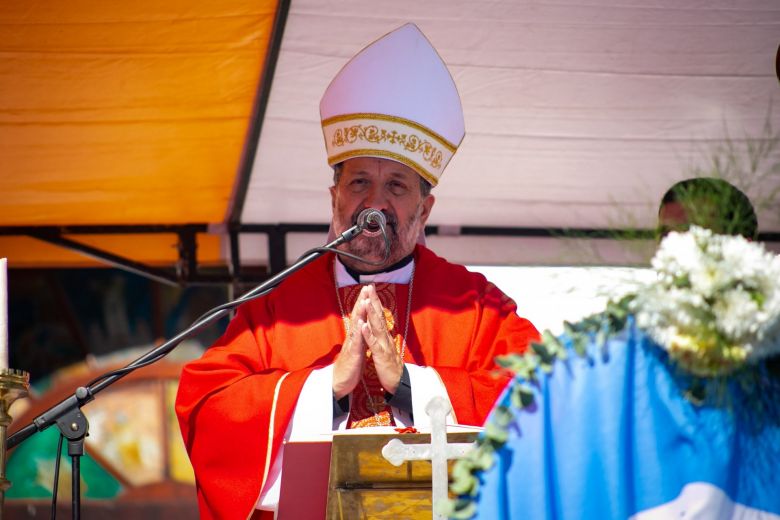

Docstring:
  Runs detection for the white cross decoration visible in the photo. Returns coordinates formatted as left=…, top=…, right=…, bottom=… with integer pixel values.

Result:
left=381, top=396, right=475, bottom=520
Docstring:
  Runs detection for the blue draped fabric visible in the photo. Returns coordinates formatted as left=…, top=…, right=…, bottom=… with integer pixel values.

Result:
left=472, top=320, right=780, bottom=519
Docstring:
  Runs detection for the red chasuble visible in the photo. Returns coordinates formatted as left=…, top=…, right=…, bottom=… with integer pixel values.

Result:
left=175, top=245, right=539, bottom=519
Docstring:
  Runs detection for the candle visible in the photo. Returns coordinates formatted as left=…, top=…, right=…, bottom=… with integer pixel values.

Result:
left=0, top=258, right=7, bottom=370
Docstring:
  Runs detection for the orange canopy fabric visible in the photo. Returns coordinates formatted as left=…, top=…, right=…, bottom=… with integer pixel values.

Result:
left=0, top=1, right=278, bottom=268
left=0, top=234, right=222, bottom=269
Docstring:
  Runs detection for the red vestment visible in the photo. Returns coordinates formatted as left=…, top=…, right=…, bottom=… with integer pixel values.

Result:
left=175, top=245, right=539, bottom=519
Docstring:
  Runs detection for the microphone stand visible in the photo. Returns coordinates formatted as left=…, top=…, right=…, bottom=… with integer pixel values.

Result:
left=6, top=223, right=367, bottom=520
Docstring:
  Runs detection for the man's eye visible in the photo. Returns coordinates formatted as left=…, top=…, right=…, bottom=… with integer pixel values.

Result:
left=388, top=181, right=408, bottom=194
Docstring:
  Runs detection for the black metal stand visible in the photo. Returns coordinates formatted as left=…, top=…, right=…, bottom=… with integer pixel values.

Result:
left=54, top=402, right=88, bottom=520
left=6, top=222, right=367, bottom=519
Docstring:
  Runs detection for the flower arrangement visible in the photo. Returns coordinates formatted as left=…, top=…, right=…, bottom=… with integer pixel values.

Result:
left=633, top=226, right=780, bottom=376
left=445, top=227, right=780, bottom=519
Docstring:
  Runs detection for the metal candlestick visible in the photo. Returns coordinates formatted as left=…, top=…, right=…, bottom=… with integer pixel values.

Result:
left=0, top=368, right=30, bottom=517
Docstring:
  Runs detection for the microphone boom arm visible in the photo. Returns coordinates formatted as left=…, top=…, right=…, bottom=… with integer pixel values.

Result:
left=7, top=221, right=366, bottom=451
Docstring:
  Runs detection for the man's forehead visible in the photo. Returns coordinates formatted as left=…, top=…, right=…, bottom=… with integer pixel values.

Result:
left=341, top=157, right=418, bottom=178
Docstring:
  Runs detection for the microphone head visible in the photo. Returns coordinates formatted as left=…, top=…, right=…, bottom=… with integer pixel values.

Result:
left=357, top=208, right=386, bottom=233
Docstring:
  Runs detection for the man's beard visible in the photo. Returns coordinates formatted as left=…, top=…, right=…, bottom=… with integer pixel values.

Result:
left=334, top=205, right=423, bottom=269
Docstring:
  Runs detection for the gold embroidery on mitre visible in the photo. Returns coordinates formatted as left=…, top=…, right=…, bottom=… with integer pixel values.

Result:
left=322, top=113, right=458, bottom=152
left=322, top=113, right=460, bottom=186
left=331, top=124, right=444, bottom=170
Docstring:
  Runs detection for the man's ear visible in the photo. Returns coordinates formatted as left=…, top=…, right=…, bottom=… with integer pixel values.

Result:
left=329, top=185, right=337, bottom=210
left=419, top=194, right=435, bottom=225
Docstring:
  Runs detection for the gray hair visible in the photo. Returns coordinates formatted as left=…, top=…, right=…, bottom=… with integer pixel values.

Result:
left=332, top=162, right=433, bottom=197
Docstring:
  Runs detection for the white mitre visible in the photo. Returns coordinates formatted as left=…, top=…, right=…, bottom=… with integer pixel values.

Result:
left=319, top=23, right=465, bottom=186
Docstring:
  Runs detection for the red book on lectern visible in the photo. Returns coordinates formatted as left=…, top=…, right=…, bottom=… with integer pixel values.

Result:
left=277, top=440, right=332, bottom=519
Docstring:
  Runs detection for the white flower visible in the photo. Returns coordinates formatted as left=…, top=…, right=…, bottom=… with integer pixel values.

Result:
left=712, top=288, right=759, bottom=341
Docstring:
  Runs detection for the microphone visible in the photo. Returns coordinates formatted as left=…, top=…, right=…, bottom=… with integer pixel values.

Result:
left=356, top=208, right=386, bottom=232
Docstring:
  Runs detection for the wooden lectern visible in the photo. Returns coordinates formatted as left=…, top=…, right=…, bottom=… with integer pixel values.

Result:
left=278, top=397, right=478, bottom=519
left=278, top=430, right=478, bottom=519
left=327, top=430, right=478, bottom=519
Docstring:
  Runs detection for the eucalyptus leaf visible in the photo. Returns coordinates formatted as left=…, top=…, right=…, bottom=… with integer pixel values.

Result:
left=451, top=459, right=471, bottom=480
left=518, top=386, right=535, bottom=407
left=571, top=333, right=588, bottom=356
left=475, top=446, right=496, bottom=469
left=449, top=499, right=478, bottom=519
left=492, top=406, right=514, bottom=426
left=511, top=385, right=535, bottom=410
left=531, top=340, right=550, bottom=360
left=485, top=421, right=509, bottom=444
left=449, top=473, right=476, bottom=495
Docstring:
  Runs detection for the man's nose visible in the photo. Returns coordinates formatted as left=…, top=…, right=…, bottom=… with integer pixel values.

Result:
left=363, top=185, right=389, bottom=210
